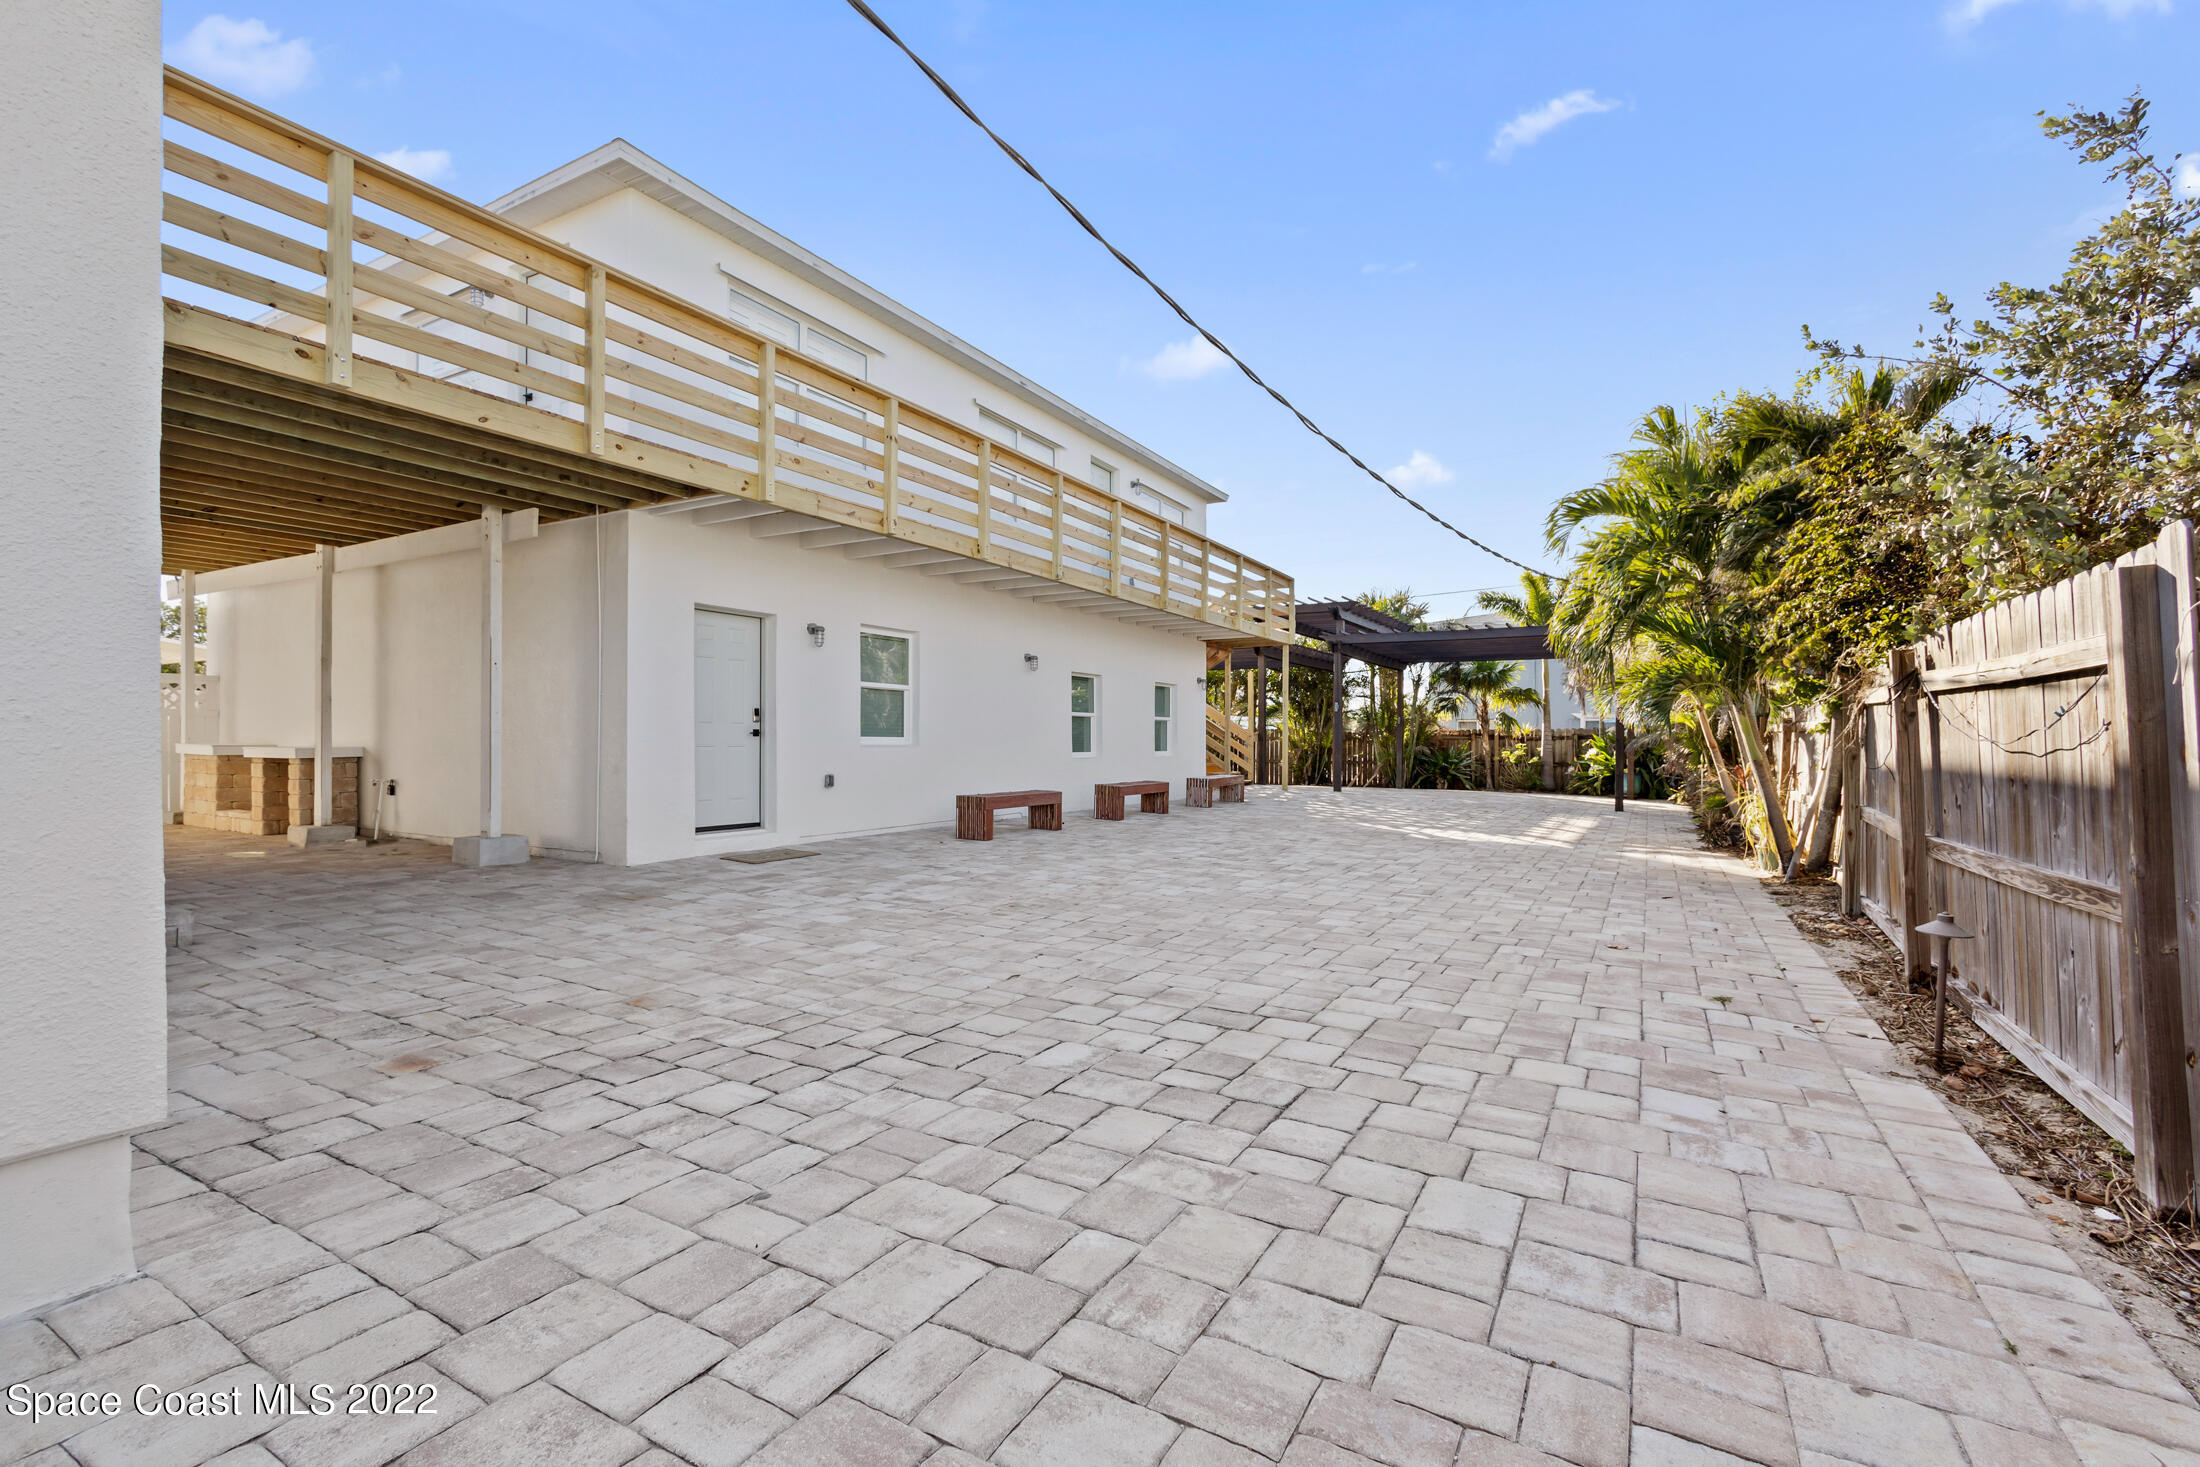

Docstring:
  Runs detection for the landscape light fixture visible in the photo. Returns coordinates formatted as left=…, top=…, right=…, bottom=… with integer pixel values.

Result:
left=1914, top=911, right=1976, bottom=1071
left=807, top=623, right=826, bottom=647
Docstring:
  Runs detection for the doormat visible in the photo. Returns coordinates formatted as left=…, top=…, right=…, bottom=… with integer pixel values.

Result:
left=722, top=848, right=821, bottom=864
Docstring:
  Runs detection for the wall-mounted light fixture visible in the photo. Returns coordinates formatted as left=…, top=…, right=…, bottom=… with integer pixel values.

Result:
left=1023, top=653, right=1040, bottom=671
left=806, top=623, right=826, bottom=648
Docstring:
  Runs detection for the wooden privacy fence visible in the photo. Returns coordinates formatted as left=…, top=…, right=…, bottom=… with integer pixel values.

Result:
left=154, top=70, right=1292, bottom=639
left=1208, top=726, right=1591, bottom=788
left=1839, top=520, right=2200, bottom=1208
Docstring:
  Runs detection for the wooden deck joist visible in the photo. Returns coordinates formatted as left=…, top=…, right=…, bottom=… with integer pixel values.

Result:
left=159, top=341, right=700, bottom=570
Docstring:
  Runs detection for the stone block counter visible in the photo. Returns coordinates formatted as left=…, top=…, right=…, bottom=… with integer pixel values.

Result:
left=178, top=745, right=361, bottom=836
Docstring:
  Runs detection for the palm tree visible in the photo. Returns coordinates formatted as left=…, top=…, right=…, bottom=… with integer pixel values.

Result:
left=1477, top=570, right=1562, bottom=789
left=1431, top=660, right=1544, bottom=790
left=1547, top=406, right=1798, bottom=863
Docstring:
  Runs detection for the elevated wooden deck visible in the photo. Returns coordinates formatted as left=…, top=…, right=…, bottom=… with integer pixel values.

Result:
left=156, top=69, right=1293, bottom=645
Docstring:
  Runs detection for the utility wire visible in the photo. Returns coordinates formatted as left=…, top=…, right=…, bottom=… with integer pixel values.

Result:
left=839, top=0, right=1544, bottom=576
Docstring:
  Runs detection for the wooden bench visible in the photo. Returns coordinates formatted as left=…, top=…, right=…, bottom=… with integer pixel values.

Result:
left=1094, top=780, right=1170, bottom=820
left=1186, top=773, right=1247, bottom=808
left=956, top=789, right=1064, bottom=841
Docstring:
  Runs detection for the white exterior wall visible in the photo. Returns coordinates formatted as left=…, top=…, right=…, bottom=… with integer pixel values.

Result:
left=206, top=517, right=613, bottom=857
left=621, top=511, right=1208, bottom=864
left=530, top=188, right=1211, bottom=533
left=0, top=0, right=167, bottom=1317
left=205, top=512, right=1207, bottom=865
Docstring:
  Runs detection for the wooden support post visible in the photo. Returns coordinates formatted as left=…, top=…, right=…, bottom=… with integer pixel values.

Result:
left=1330, top=642, right=1345, bottom=793
left=1108, top=499, right=1125, bottom=598
left=1157, top=522, right=1172, bottom=611
left=1838, top=725, right=1863, bottom=918
left=881, top=399, right=901, bottom=536
left=480, top=508, right=505, bottom=838
left=323, top=151, right=354, bottom=388
left=756, top=341, right=777, bottom=503
left=2108, top=563, right=2195, bottom=1210
left=975, top=439, right=993, bottom=560
left=1539, top=661, right=1554, bottom=791
left=1255, top=661, right=1270, bottom=785
left=313, top=543, right=334, bottom=827
left=1890, top=646, right=1934, bottom=983
left=1049, top=469, right=1066, bottom=576
left=1279, top=644, right=1291, bottom=793
left=1393, top=669, right=1406, bottom=787
left=1613, top=718, right=1627, bottom=812
left=584, top=264, right=607, bottom=455
left=176, top=567, right=197, bottom=821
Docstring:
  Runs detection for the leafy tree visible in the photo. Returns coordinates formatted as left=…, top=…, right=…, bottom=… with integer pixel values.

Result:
left=1810, top=92, right=2200, bottom=580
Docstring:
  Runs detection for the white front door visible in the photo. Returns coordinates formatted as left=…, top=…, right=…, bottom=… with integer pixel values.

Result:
left=695, top=608, right=763, bottom=830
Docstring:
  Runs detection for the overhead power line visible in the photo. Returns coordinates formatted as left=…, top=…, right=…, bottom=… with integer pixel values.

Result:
left=839, top=0, right=1544, bottom=577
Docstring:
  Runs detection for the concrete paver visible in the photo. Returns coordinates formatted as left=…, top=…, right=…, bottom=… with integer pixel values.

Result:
left=4, top=790, right=2192, bottom=1466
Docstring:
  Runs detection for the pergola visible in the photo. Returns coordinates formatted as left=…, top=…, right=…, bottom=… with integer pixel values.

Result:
left=1222, top=600, right=1554, bottom=791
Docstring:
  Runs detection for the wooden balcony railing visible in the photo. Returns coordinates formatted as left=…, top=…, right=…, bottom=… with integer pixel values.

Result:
left=156, top=68, right=1293, bottom=642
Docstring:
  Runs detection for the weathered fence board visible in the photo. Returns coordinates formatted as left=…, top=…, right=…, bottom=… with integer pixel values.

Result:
left=1840, top=520, right=2199, bottom=1209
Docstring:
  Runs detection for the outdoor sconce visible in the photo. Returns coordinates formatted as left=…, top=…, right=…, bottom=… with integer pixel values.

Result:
left=1024, top=653, right=1040, bottom=671
left=1915, top=911, right=1976, bottom=1070
left=807, top=623, right=826, bottom=648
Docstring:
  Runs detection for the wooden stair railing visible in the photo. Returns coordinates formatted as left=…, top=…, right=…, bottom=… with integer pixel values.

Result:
left=1205, top=702, right=1255, bottom=778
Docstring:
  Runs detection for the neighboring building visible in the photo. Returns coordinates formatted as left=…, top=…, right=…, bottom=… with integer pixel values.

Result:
left=1429, top=612, right=1591, bottom=730
left=163, top=96, right=1293, bottom=866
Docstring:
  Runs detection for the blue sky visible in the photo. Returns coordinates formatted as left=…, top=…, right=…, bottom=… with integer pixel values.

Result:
left=165, top=1, right=2197, bottom=613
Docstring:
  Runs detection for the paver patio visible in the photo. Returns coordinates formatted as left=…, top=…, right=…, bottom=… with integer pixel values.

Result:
left=5, top=789, right=2196, bottom=1467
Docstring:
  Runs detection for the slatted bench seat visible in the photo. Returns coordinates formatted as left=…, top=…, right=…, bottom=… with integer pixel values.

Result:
left=1186, top=773, right=1247, bottom=808
left=955, top=789, right=1063, bottom=841
left=1095, top=780, right=1170, bottom=820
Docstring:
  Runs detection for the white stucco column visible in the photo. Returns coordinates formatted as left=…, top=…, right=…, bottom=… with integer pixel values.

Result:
left=0, top=0, right=167, bottom=1319
left=455, top=507, right=528, bottom=866
left=288, top=543, right=352, bottom=845
left=175, top=566, right=196, bottom=820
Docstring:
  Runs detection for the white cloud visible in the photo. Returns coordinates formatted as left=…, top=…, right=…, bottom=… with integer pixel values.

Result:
left=1432, top=159, right=1455, bottom=175
left=1387, top=451, right=1454, bottom=489
left=1135, top=336, right=1229, bottom=383
left=2176, top=155, right=2200, bottom=199
left=166, top=15, right=316, bottom=96
left=1948, top=0, right=2169, bottom=28
left=375, top=146, right=454, bottom=184
left=1489, top=89, right=1620, bottom=162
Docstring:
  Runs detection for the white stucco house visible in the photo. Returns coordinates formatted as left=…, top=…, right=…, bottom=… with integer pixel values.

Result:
left=167, top=129, right=1293, bottom=866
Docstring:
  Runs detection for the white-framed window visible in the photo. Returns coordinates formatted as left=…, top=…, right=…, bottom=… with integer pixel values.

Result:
left=978, top=406, right=1058, bottom=467
left=1153, top=684, right=1173, bottom=753
left=1070, top=674, right=1098, bottom=755
left=1090, top=458, right=1117, bottom=495
left=860, top=629, right=913, bottom=743
left=727, top=279, right=870, bottom=382
left=728, top=285, right=799, bottom=348
left=804, top=328, right=867, bottom=381
left=1128, top=481, right=1188, bottom=526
